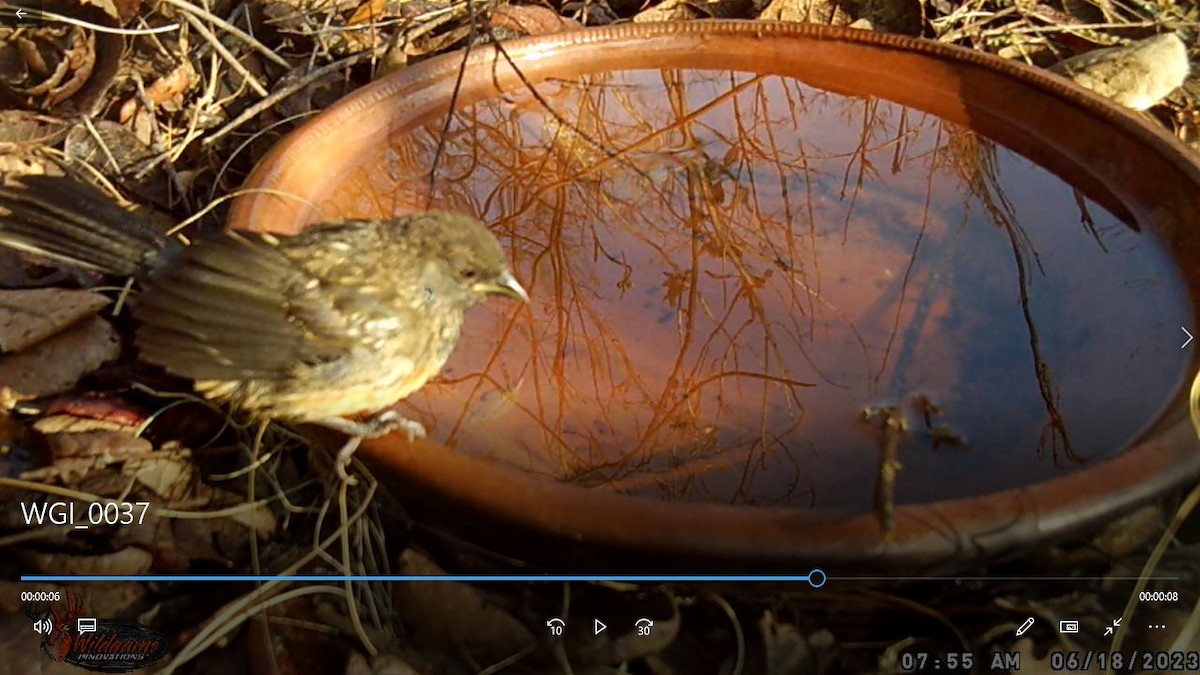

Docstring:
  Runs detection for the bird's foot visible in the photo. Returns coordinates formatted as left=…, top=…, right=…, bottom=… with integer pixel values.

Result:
left=314, top=412, right=426, bottom=440
left=317, top=413, right=427, bottom=485
left=360, top=409, right=427, bottom=440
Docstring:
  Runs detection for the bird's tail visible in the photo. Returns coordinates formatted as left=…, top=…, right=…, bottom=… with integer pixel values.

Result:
left=0, top=175, right=175, bottom=277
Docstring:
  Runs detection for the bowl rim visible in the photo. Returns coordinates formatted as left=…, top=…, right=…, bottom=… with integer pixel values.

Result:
left=230, top=20, right=1200, bottom=572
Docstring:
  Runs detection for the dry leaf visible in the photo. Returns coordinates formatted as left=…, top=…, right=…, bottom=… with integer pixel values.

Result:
left=0, top=0, right=122, bottom=114
left=22, top=546, right=153, bottom=576
left=64, top=119, right=158, bottom=177
left=118, top=61, right=198, bottom=123
left=490, top=5, right=583, bottom=36
left=392, top=550, right=536, bottom=661
left=345, top=652, right=424, bottom=675
left=0, top=288, right=109, bottom=353
left=757, top=0, right=848, bottom=24
left=635, top=0, right=714, bottom=22
left=0, top=315, right=120, bottom=399
left=129, top=452, right=194, bottom=501
left=759, top=613, right=835, bottom=675
left=42, top=395, right=149, bottom=428
left=35, top=415, right=136, bottom=434
left=18, top=430, right=150, bottom=483
left=227, top=499, right=278, bottom=540
left=274, top=64, right=352, bottom=119
left=0, top=110, right=71, bottom=151
left=43, top=430, right=152, bottom=460
left=0, top=152, right=50, bottom=176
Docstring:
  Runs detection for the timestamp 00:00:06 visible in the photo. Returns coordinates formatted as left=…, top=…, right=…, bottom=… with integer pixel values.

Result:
left=19, top=501, right=151, bottom=528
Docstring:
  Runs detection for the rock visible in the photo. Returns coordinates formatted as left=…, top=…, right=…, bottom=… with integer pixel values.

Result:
left=1050, top=33, right=1190, bottom=111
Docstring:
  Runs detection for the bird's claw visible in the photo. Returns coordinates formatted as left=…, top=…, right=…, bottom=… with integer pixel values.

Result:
left=365, top=410, right=426, bottom=440
left=319, top=412, right=426, bottom=484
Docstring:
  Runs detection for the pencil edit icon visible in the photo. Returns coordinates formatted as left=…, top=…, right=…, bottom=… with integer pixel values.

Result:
left=1015, top=617, right=1035, bottom=636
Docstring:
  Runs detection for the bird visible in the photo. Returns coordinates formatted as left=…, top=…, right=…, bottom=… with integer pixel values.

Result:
left=0, top=174, right=528, bottom=480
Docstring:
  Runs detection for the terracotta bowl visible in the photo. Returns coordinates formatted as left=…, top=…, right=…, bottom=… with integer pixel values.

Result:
left=228, top=21, right=1200, bottom=574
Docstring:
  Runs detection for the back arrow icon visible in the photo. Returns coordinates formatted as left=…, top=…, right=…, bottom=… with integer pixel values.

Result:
left=15, top=8, right=25, bottom=18
left=1184, top=328, right=1194, bottom=349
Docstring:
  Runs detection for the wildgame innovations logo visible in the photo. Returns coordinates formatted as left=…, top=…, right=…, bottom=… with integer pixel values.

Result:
left=24, top=590, right=170, bottom=672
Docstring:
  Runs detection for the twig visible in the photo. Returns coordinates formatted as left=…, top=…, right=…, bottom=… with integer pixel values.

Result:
left=864, top=405, right=906, bottom=544
left=158, top=0, right=291, bottom=68
left=201, top=49, right=382, bottom=147
left=709, top=593, right=745, bottom=675
left=178, top=12, right=269, bottom=98
left=1110, top=480, right=1200, bottom=671
left=80, top=116, right=122, bottom=174
left=339, top=479, right=377, bottom=655
left=162, top=481, right=379, bottom=673
left=29, top=8, right=180, bottom=34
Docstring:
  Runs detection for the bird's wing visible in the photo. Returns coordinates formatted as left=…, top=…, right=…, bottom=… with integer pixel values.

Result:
left=133, top=231, right=374, bottom=381
left=0, top=175, right=175, bottom=276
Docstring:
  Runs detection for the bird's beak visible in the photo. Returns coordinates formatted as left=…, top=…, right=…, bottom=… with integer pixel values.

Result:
left=475, top=270, right=529, bottom=303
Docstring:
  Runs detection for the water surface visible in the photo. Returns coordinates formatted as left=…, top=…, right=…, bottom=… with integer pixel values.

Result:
left=332, top=69, right=1189, bottom=511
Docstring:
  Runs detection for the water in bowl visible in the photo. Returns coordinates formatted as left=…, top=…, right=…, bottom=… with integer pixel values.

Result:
left=330, top=68, right=1189, bottom=511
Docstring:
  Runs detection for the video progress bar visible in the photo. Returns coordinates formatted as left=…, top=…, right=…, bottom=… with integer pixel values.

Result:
left=21, top=570, right=828, bottom=587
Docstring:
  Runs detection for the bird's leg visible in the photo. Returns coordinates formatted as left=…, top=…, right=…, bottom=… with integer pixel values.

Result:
left=316, top=412, right=427, bottom=484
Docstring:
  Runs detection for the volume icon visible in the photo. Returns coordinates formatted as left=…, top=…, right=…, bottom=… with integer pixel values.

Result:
left=33, top=617, right=53, bottom=635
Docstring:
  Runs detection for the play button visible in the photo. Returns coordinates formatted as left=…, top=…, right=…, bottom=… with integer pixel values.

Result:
left=594, top=618, right=606, bottom=635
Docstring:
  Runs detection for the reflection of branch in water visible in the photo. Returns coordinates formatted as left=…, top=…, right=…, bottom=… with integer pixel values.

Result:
left=839, top=98, right=885, bottom=244
left=1072, top=188, right=1108, bottom=253
left=955, top=135, right=1079, bottom=464
left=862, top=404, right=906, bottom=545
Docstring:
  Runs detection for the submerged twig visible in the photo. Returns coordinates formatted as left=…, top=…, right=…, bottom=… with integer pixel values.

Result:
left=863, top=404, right=906, bottom=544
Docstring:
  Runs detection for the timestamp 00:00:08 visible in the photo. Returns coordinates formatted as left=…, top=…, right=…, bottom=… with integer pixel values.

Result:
left=1050, top=650, right=1200, bottom=672
left=19, top=501, right=151, bottom=528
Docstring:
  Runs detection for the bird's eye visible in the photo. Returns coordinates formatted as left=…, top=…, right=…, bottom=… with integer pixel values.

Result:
left=461, top=269, right=478, bottom=279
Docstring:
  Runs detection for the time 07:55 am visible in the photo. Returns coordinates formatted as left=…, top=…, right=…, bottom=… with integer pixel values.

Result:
left=19, top=501, right=151, bottom=529
left=902, top=651, right=1022, bottom=671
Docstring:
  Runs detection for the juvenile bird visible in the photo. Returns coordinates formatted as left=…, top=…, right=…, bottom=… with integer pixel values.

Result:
left=0, top=175, right=528, bottom=479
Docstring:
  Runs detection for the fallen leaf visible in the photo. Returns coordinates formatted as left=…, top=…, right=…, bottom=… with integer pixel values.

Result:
left=0, top=0, right=123, bottom=114
left=345, top=651, right=424, bottom=675
left=760, top=613, right=835, bottom=675
left=0, top=110, right=71, bottom=152
left=42, top=395, right=149, bottom=428
left=274, top=64, right=353, bottom=120
left=0, top=288, right=110, bottom=353
left=21, top=546, right=153, bottom=576
left=757, top=0, right=849, bottom=24
left=635, top=0, right=714, bottom=22
left=227, top=498, right=278, bottom=540
left=490, top=5, right=583, bottom=36
left=0, top=315, right=120, bottom=399
left=64, top=119, right=158, bottom=177
left=128, top=450, right=194, bottom=501
left=35, top=414, right=136, bottom=434
left=18, top=429, right=150, bottom=483
left=118, top=61, right=197, bottom=124
left=43, top=429, right=152, bottom=460
left=392, top=550, right=536, bottom=662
